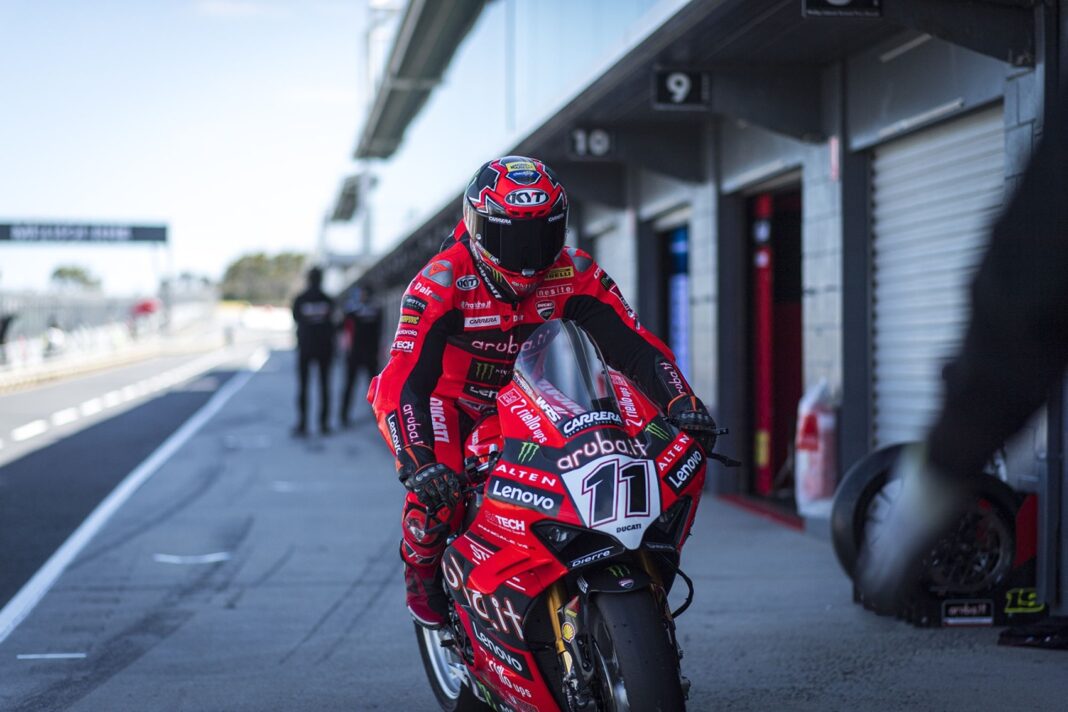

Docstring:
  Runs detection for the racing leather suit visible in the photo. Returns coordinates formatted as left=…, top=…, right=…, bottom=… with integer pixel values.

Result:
left=369, top=224, right=697, bottom=571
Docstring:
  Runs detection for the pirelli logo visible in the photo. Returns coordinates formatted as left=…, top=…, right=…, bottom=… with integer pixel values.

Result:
left=467, top=359, right=512, bottom=387
left=544, top=266, right=573, bottom=281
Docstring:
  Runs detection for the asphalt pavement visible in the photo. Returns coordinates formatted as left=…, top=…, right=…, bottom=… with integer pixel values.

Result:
left=0, top=349, right=1065, bottom=711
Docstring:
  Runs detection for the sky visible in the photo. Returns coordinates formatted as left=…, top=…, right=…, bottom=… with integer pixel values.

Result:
left=0, top=0, right=366, bottom=296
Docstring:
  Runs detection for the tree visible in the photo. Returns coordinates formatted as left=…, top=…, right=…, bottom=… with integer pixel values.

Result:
left=51, top=264, right=101, bottom=291
left=220, top=251, right=308, bottom=304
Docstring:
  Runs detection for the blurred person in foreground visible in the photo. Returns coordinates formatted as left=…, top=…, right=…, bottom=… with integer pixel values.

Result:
left=857, top=83, right=1068, bottom=611
left=338, top=285, right=383, bottom=428
left=291, top=266, right=335, bottom=437
left=367, top=156, right=719, bottom=627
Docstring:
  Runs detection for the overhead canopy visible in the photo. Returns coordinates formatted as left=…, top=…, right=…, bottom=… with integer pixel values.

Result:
left=355, top=0, right=487, bottom=159
left=360, top=0, right=1034, bottom=289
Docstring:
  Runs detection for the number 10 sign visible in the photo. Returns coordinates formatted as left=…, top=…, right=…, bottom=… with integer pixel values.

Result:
left=653, top=69, right=709, bottom=110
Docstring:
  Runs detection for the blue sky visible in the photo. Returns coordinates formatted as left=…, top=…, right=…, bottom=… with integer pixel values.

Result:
left=0, top=0, right=364, bottom=295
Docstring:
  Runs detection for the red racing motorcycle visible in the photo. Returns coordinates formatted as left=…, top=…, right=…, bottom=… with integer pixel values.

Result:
left=415, top=320, right=732, bottom=712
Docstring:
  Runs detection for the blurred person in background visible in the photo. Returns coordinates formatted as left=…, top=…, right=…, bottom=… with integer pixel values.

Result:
left=338, top=285, right=382, bottom=428
left=857, top=81, right=1068, bottom=612
left=291, top=266, right=335, bottom=437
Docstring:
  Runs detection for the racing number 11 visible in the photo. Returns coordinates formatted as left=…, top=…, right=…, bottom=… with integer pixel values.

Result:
left=583, top=462, right=650, bottom=526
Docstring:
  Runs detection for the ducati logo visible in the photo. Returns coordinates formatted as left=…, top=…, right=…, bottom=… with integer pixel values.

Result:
left=536, top=300, right=554, bottom=320
left=504, top=189, right=548, bottom=206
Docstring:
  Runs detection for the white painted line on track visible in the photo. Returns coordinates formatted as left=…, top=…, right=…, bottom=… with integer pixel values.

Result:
left=153, top=552, right=232, bottom=565
left=11, top=420, right=48, bottom=442
left=79, top=398, right=103, bottom=416
left=102, top=391, right=122, bottom=408
left=0, top=346, right=269, bottom=646
left=121, top=385, right=138, bottom=401
left=50, top=408, right=80, bottom=427
left=16, top=652, right=87, bottom=660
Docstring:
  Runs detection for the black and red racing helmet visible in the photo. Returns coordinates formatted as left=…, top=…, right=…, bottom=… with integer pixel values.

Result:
left=463, top=156, right=568, bottom=301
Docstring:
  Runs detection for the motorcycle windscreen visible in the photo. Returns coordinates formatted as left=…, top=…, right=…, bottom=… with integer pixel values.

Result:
left=513, top=320, right=662, bottom=549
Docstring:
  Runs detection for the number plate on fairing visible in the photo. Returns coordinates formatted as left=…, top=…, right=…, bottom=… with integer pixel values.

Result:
left=559, top=456, right=661, bottom=549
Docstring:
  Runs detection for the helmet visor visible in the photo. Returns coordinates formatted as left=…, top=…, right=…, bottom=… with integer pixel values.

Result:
left=472, top=214, right=566, bottom=273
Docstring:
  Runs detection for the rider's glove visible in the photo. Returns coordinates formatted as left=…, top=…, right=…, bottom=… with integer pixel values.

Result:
left=667, top=395, right=720, bottom=453
left=402, top=462, right=463, bottom=513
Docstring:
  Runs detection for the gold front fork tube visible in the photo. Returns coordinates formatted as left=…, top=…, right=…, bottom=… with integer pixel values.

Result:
left=546, top=581, right=571, bottom=672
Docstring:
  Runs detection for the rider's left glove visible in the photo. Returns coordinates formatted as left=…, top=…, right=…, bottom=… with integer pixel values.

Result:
left=403, top=462, right=463, bottom=513
left=667, top=395, right=720, bottom=454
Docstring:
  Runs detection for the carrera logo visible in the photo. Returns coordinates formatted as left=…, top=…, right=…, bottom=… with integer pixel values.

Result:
left=464, top=315, right=501, bottom=329
left=536, top=285, right=573, bottom=298
left=545, top=266, right=573, bottom=281
left=455, top=274, right=480, bottom=291
left=504, top=189, right=548, bottom=206
left=402, top=295, right=427, bottom=313
left=392, top=339, right=415, bottom=353
left=536, top=300, right=555, bottom=320
left=487, top=478, right=563, bottom=515
left=400, top=314, right=420, bottom=325
left=561, top=410, right=623, bottom=437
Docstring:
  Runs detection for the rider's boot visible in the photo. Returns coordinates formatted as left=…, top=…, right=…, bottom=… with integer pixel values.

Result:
left=403, top=558, right=450, bottom=629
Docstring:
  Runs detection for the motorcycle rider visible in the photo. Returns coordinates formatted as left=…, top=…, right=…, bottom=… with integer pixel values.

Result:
left=368, top=156, right=719, bottom=627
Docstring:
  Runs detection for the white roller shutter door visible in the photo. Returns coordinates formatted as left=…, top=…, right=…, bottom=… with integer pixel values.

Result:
left=871, top=106, right=1005, bottom=447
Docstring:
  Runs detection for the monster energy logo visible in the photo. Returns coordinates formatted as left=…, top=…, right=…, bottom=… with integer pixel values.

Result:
left=468, top=359, right=511, bottom=386
left=607, top=564, right=630, bottom=578
left=645, top=422, right=671, bottom=441
left=517, top=442, right=539, bottom=463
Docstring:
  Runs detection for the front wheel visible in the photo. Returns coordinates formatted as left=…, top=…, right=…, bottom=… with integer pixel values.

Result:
left=589, top=591, right=686, bottom=712
left=414, top=623, right=491, bottom=711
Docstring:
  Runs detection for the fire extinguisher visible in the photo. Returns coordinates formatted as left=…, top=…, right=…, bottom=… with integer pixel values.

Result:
left=795, top=379, right=838, bottom=516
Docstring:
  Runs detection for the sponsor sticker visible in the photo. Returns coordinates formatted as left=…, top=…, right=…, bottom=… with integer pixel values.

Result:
left=499, top=389, right=522, bottom=407
left=386, top=413, right=402, bottom=451
left=455, top=274, right=480, bottom=291
left=544, top=266, right=573, bottom=281
left=429, top=396, right=450, bottom=444
left=402, top=295, right=427, bottom=314
left=460, top=299, right=492, bottom=310
left=535, top=285, right=573, bottom=299
left=943, top=600, right=994, bottom=626
left=569, top=547, right=615, bottom=569
left=464, top=383, right=499, bottom=402
left=400, top=314, right=420, bottom=325
left=492, top=514, right=526, bottom=534
left=421, top=259, right=453, bottom=287
left=536, top=300, right=555, bottom=320
left=396, top=327, right=418, bottom=338
left=504, top=189, right=549, bottom=206
left=392, top=339, right=415, bottom=353
left=560, top=410, right=623, bottom=437
left=468, top=359, right=513, bottom=387
left=487, top=477, right=563, bottom=516
left=465, top=315, right=502, bottom=329
left=1005, top=588, right=1046, bottom=615
left=664, top=447, right=704, bottom=495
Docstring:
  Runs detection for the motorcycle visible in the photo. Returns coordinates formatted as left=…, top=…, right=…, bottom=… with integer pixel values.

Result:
left=414, top=319, right=734, bottom=712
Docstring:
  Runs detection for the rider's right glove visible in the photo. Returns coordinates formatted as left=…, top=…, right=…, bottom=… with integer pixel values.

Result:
left=667, top=394, right=720, bottom=453
left=402, top=462, right=463, bottom=514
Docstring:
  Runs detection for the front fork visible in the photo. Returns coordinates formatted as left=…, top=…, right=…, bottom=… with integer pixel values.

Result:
left=547, top=552, right=686, bottom=710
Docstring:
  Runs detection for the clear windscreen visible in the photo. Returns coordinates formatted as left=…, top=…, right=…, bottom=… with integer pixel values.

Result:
left=512, top=320, right=618, bottom=419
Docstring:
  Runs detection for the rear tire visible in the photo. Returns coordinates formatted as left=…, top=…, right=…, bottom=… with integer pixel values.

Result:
left=414, top=623, right=491, bottom=712
left=589, top=591, right=685, bottom=712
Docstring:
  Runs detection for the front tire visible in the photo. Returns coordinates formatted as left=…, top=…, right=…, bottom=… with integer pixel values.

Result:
left=414, top=623, right=491, bottom=711
left=589, top=591, right=686, bottom=712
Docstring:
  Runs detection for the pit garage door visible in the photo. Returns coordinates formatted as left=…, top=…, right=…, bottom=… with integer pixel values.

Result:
left=870, top=105, right=1006, bottom=447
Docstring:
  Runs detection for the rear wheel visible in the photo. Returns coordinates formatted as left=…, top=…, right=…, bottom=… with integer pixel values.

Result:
left=414, top=623, right=491, bottom=711
left=588, top=591, right=685, bottom=712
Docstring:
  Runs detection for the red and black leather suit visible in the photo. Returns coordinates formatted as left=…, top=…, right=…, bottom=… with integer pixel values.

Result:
left=368, top=222, right=697, bottom=571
